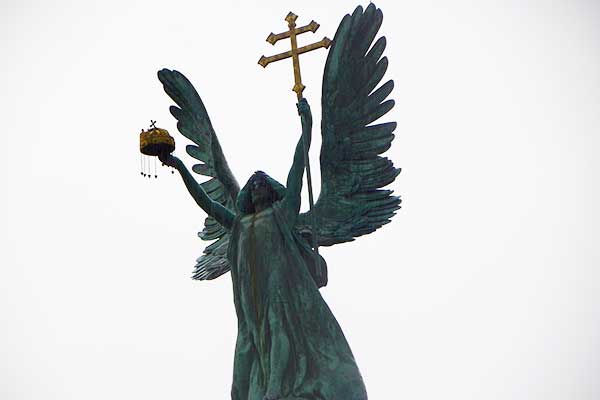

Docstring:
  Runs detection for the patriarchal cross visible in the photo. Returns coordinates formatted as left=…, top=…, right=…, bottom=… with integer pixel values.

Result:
left=258, top=12, right=331, bottom=100
left=258, top=12, right=331, bottom=275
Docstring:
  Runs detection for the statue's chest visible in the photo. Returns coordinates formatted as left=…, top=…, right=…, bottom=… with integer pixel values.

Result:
left=238, top=208, right=280, bottom=253
left=234, top=208, right=288, bottom=292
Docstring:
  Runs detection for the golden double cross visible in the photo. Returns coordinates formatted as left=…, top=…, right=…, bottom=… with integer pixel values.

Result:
left=258, top=12, right=331, bottom=100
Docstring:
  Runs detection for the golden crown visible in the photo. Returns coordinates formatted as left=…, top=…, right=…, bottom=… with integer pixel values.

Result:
left=139, top=121, right=175, bottom=156
left=139, top=121, right=176, bottom=178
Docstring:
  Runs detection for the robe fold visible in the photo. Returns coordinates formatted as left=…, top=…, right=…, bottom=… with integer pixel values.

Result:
left=228, top=202, right=368, bottom=400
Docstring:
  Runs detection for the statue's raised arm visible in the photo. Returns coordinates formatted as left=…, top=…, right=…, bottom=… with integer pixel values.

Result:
left=158, top=152, right=234, bottom=229
left=281, top=98, right=312, bottom=221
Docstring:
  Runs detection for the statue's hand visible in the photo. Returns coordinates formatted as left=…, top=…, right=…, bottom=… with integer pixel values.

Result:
left=158, top=151, right=178, bottom=169
left=297, top=98, right=311, bottom=119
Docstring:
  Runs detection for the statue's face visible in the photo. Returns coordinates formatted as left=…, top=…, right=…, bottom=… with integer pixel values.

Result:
left=250, top=177, right=272, bottom=206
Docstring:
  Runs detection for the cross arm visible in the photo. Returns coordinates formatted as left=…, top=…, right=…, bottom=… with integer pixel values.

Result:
left=258, top=37, right=332, bottom=68
left=266, top=20, right=320, bottom=45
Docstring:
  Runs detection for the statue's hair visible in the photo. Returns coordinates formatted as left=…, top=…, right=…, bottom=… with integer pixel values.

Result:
left=236, top=171, right=286, bottom=214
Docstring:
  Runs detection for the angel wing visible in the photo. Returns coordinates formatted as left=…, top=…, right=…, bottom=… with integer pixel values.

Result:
left=298, top=4, right=401, bottom=246
left=158, top=69, right=240, bottom=280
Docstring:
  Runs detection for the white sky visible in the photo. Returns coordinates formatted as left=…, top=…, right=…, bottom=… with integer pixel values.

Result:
left=1, top=0, right=599, bottom=399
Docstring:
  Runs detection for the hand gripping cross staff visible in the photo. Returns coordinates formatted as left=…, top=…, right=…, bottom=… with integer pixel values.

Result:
left=259, top=12, right=331, bottom=277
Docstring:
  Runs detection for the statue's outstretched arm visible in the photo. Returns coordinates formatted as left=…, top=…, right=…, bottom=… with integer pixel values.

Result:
left=159, top=153, right=235, bottom=230
left=283, top=98, right=312, bottom=219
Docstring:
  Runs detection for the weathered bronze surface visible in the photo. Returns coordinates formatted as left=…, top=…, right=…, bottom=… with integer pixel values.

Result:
left=149, top=4, right=400, bottom=399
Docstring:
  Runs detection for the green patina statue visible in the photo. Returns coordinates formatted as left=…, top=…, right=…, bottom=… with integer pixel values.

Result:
left=154, top=4, right=400, bottom=399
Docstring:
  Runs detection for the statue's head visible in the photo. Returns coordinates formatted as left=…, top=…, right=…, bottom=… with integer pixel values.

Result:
left=237, top=171, right=286, bottom=214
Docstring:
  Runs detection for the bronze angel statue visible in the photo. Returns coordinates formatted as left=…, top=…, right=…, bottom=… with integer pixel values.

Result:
left=155, top=4, right=400, bottom=399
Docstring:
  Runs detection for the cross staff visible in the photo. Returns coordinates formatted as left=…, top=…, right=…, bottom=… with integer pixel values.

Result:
left=258, top=12, right=331, bottom=275
left=258, top=12, right=331, bottom=100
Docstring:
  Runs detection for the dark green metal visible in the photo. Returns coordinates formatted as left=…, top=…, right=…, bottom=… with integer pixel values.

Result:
left=154, top=4, right=400, bottom=399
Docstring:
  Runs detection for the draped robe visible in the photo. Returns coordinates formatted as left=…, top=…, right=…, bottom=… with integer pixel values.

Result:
left=228, top=201, right=368, bottom=400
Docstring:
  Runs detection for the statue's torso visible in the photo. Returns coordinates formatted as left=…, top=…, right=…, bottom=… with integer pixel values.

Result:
left=235, top=207, right=288, bottom=321
left=239, top=207, right=276, bottom=240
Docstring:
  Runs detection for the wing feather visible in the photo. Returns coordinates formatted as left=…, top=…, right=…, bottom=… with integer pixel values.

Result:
left=298, top=4, right=401, bottom=247
left=158, top=69, right=239, bottom=280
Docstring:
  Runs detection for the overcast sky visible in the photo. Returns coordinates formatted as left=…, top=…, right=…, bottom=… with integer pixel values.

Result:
left=1, top=0, right=599, bottom=399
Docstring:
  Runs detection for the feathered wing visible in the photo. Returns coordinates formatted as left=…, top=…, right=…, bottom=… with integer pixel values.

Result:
left=158, top=69, right=240, bottom=280
left=298, top=4, right=401, bottom=246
